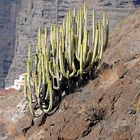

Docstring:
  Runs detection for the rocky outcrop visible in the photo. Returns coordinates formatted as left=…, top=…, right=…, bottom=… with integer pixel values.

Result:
left=5, top=0, right=140, bottom=87
left=21, top=9, right=140, bottom=140
left=0, top=0, right=20, bottom=87
left=0, top=89, right=28, bottom=140
left=0, top=9, right=140, bottom=140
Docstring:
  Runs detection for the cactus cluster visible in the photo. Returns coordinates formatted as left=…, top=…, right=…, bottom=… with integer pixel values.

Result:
left=24, top=3, right=109, bottom=117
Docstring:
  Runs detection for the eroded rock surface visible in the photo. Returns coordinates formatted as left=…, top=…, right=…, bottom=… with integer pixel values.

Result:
left=0, top=9, right=140, bottom=140
left=27, top=10, right=140, bottom=140
left=0, top=89, right=28, bottom=140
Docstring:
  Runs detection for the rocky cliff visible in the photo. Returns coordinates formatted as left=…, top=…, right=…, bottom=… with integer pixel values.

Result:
left=0, top=0, right=20, bottom=87
left=4, top=0, right=140, bottom=86
left=0, top=9, right=140, bottom=139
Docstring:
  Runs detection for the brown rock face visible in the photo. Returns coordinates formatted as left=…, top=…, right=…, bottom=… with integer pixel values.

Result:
left=0, top=9, right=140, bottom=140
left=25, top=9, right=140, bottom=140
left=5, top=0, right=139, bottom=87
left=0, top=90, right=27, bottom=140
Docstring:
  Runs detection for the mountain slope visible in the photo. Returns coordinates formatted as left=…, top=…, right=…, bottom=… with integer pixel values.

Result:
left=25, top=10, right=140, bottom=140
left=0, top=9, right=140, bottom=140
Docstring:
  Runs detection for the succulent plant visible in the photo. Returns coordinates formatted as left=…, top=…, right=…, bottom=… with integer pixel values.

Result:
left=25, top=3, right=109, bottom=117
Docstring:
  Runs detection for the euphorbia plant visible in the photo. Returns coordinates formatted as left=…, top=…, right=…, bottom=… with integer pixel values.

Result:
left=24, top=3, right=109, bottom=118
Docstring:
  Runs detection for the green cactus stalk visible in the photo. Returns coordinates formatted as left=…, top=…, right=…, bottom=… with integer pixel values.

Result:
left=99, top=24, right=104, bottom=60
left=44, top=52, right=50, bottom=82
left=84, top=27, right=99, bottom=73
left=24, top=75, right=28, bottom=98
left=79, top=44, right=83, bottom=75
left=58, top=29, right=66, bottom=77
left=41, top=54, right=45, bottom=84
left=27, top=91, right=34, bottom=115
left=25, top=3, right=109, bottom=117
left=27, top=45, right=32, bottom=91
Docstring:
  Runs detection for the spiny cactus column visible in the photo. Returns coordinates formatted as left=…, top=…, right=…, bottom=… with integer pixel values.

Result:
left=25, top=3, right=109, bottom=118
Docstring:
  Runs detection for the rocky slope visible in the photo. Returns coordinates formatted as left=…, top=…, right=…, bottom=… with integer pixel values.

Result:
left=5, top=0, right=139, bottom=87
left=25, top=10, right=140, bottom=140
left=0, top=0, right=20, bottom=87
left=0, top=9, right=140, bottom=140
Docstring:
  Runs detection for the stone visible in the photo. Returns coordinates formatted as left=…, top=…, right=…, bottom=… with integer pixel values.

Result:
left=0, top=2, right=140, bottom=140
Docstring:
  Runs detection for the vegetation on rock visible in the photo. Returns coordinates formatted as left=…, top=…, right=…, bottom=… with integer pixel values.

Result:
left=24, top=3, right=109, bottom=118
